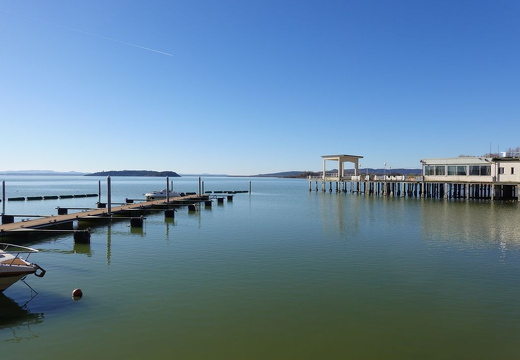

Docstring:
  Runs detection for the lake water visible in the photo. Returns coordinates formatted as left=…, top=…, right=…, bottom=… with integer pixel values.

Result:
left=1, top=176, right=520, bottom=359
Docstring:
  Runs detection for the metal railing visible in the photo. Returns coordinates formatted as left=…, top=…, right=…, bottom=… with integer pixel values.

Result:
left=308, top=175, right=420, bottom=182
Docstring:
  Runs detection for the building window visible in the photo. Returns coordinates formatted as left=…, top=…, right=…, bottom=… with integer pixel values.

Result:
left=469, top=165, right=491, bottom=176
left=469, top=166, right=480, bottom=175
left=448, top=166, right=457, bottom=175
left=424, top=165, right=435, bottom=176
left=499, top=167, right=505, bottom=174
left=457, top=166, right=467, bottom=176
left=512, top=167, right=515, bottom=175
left=435, top=166, right=446, bottom=175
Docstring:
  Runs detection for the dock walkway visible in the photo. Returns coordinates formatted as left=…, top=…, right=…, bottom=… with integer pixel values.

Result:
left=0, top=194, right=206, bottom=233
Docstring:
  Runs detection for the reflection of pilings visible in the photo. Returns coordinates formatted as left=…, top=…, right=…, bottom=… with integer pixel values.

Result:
left=107, top=224, right=111, bottom=266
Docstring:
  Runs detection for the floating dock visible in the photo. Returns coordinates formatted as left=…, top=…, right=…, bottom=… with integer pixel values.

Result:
left=0, top=194, right=210, bottom=241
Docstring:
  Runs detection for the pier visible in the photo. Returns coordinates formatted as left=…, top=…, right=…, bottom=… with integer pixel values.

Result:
left=308, top=174, right=518, bottom=200
left=308, top=154, right=520, bottom=201
left=0, top=194, right=211, bottom=241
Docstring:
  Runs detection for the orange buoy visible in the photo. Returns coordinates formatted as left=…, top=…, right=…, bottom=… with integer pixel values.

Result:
left=72, top=288, right=83, bottom=300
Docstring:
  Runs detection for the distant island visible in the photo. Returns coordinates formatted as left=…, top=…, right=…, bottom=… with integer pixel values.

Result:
left=86, top=170, right=181, bottom=177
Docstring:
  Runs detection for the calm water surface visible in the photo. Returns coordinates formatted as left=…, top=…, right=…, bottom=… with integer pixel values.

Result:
left=1, top=176, right=520, bottom=359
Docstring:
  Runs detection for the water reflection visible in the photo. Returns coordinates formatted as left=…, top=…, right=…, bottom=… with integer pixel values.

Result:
left=0, top=293, right=44, bottom=343
left=73, top=242, right=92, bottom=256
left=39, top=242, right=92, bottom=257
left=164, top=217, right=176, bottom=242
left=315, top=192, right=362, bottom=239
left=421, top=200, right=520, bottom=250
left=314, top=192, right=520, bottom=255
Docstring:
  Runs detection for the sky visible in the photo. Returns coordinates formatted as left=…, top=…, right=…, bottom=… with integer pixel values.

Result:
left=0, top=0, right=518, bottom=175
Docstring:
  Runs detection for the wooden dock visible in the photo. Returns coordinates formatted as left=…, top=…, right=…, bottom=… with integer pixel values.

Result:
left=0, top=194, right=208, bottom=236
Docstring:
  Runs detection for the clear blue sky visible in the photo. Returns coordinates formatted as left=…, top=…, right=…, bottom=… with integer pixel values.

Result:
left=1, top=0, right=518, bottom=175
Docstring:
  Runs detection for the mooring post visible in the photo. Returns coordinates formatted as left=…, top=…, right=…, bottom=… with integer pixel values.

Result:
left=74, top=230, right=91, bottom=244
left=107, top=176, right=112, bottom=216
left=198, top=177, right=202, bottom=195
left=130, top=216, right=144, bottom=227
left=249, top=181, right=252, bottom=194
left=166, top=176, right=170, bottom=203
left=2, top=180, right=5, bottom=215
left=98, top=180, right=101, bottom=204
left=1, top=215, right=14, bottom=224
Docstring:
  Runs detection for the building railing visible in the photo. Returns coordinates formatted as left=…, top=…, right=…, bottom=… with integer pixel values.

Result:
left=308, top=175, right=419, bottom=182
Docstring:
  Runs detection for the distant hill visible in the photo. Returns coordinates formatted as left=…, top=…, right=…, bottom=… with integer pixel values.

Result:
left=255, top=168, right=422, bottom=178
left=86, top=170, right=181, bottom=177
left=254, top=171, right=306, bottom=177
left=0, top=170, right=87, bottom=176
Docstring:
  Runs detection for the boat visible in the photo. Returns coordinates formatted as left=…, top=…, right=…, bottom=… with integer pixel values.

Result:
left=144, top=189, right=183, bottom=201
left=0, top=243, right=46, bottom=292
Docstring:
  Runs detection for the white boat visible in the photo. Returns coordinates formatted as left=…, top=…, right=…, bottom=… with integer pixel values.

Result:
left=144, top=189, right=183, bottom=201
left=0, top=243, right=46, bottom=292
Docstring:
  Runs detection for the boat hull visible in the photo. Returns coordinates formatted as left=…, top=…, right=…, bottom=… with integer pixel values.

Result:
left=144, top=190, right=182, bottom=201
left=0, top=243, right=45, bottom=292
left=0, top=268, right=36, bottom=292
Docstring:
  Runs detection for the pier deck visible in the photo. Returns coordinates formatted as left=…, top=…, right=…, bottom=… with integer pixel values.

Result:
left=0, top=194, right=206, bottom=233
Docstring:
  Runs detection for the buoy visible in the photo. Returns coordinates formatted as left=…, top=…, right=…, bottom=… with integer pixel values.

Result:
left=72, top=288, right=83, bottom=300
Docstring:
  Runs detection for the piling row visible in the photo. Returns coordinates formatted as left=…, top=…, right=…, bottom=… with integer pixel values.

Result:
left=7, top=194, right=98, bottom=201
left=310, top=179, right=519, bottom=201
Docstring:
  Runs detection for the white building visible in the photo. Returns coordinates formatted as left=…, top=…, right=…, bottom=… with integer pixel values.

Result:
left=420, top=156, right=520, bottom=184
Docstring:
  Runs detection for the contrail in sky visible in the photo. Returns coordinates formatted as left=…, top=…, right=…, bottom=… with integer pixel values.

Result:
left=57, top=24, right=173, bottom=57
left=1, top=9, right=173, bottom=57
